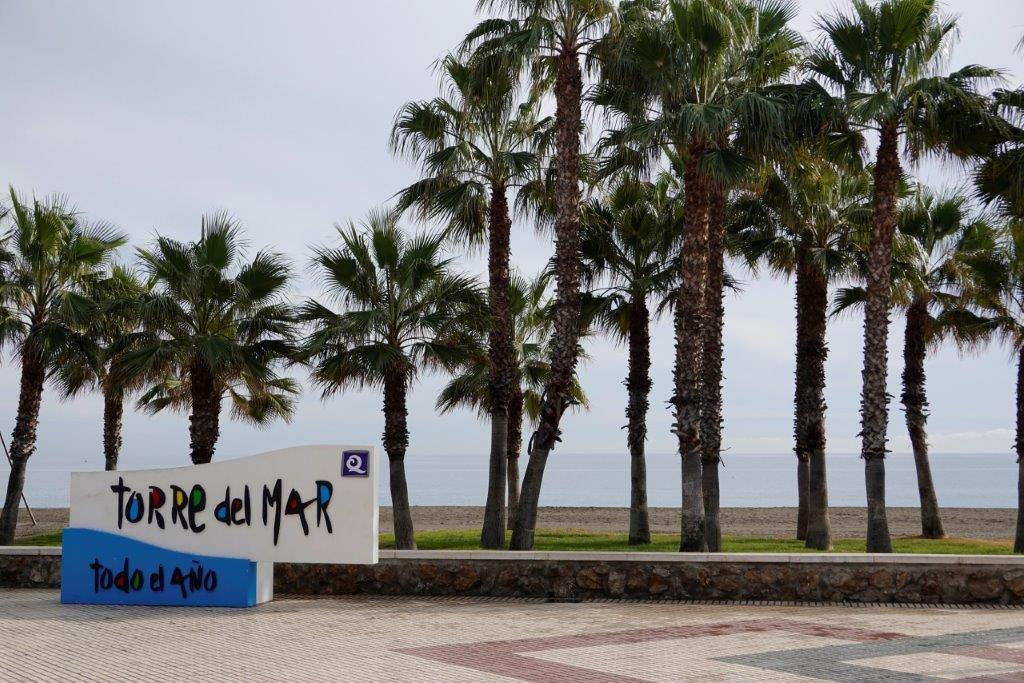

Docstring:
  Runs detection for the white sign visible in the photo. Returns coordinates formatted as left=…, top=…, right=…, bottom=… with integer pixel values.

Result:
left=69, top=445, right=379, bottom=565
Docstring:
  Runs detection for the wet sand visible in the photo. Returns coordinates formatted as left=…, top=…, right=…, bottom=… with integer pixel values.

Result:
left=14, top=506, right=1017, bottom=541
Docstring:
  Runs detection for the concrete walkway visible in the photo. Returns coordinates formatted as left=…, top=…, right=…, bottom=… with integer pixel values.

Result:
left=2, top=590, right=1024, bottom=681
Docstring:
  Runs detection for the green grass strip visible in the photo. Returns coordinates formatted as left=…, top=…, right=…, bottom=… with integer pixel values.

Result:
left=16, top=527, right=1013, bottom=554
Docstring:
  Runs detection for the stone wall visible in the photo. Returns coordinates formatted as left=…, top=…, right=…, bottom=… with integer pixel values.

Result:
left=277, top=556, right=1024, bottom=604
left=6, top=549, right=1024, bottom=604
left=0, top=550, right=61, bottom=589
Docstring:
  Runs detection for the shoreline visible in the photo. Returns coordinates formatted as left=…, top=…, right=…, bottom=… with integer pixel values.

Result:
left=12, top=506, right=1018, bottom=541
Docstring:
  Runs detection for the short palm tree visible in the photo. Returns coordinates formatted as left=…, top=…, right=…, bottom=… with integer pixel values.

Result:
left=976, top=87, right=1024, bottom=220
left=970, top=42, right=1024, bottom=550
left=301, top=211, right=485, bottom=550
left=119, top=213, right=299, bottom=465
left=971, top=221, right=1024, bottom=553
left=839, top=189, right=998, bottom=539
left=436, top=272, right=588, bottom=530
left=732, top=157, right=871, bottom=550
left=391, top=54, right=550, bottom=548
left=580, top=175, right=681, bottom=545
left=894, top=192, right=999, bottom=538
left=595, top=0, right=801, bottom=551
left=464, top=0, right=613, bottom=551
left=806, top=0, right=1001, bottom=552
left=53, top=266, right=148, bottom=471
left=0, top=189, right=126, bottom=544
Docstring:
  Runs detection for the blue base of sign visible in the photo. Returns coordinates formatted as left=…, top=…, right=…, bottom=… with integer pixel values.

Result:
left=61, top=528, right=263, bottom=607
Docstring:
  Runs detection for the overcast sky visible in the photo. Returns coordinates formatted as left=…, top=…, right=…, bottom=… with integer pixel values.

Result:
left=1, top=1, right=1023, bottom=476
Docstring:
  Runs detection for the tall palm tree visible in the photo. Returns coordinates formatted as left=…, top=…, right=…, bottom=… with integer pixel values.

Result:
left=702, top=3, right=803, bottom=554
left=52, top=266, right=148, bottom=471
left=119, top=213, right=299, bottom=465
left=301, top=211, right=485, bottom=550
left=806, top=0, right=1000, bottom=552
left=732, top=158, right=871, bottom=550
left=0, top=189, right=126, bottom=544
left=580, top=174, right=681, bottom=544
left=595, top=0, right=800, bottom=551
left=464, top=0, right=614, bottom=551
left=391, top=54, right=550, bottom=548
left=436, top=272, right=588, bottom=530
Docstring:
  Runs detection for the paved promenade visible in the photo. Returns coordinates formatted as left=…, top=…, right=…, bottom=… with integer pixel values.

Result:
left=2, top=591, right=1024, bottom=681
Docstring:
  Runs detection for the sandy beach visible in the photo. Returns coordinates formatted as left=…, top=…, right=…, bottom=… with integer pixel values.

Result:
left=12, top=506, right=1018, bottom=541
left=386, top=506, right=1018, bottom=540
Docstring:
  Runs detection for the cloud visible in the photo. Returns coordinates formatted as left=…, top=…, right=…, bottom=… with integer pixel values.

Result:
left=890, top=429, right=1016, bottom=454
left=1, top=0, right=1022, bottom=471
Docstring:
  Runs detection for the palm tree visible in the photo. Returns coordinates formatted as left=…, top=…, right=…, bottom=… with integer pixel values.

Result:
left=391, top=54, right=550, bottom=548
left=436, top=272, right=588, bottom=530
left=973, top=47, right=1024, bottom=551
left=119, top=212, right=299, bottom=465
left=701, top=4, right=803, bottom=554
left=594, top=0, right=800, bottom=551
left=52, top=266, right=148, bottom=471
left=976, top=87, right=1024, bottom=220
left=301, top=211, right=485, bottom=550
left=732, top=158, right=871, bottom=550
left=806, top=0, right=1000, bottom=552
left=840, top=189, right=998, bottom=539
left=0, top=189, right=127, bottom=544
left=464, top=0, right=613, bottom=551
left=972, top=222, right=1024, bottom=553
left=893, top=193, right=998, bottom=538
left=580, top=175, right=680, bottom=544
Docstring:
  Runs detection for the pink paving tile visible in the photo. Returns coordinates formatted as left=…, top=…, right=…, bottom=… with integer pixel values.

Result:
left=947, top=645, right=1024, bottom=665
left=398, top=618, right=904, bottom=683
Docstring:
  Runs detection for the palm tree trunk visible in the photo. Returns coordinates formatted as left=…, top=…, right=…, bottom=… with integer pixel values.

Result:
left=188, top=359, right=221, bottom=465
left=506, top=380, right=523, bottom=531
left=861, top=123, right=900, bottom=553
left=482, top=180, right=514, bottom=549
left=794, top=246, right=810, bottom=541
left=1015, top=346, right=1024, bottom=554
left=102, top=378, right=125, bottom=471
left=796, top=459, right=809, bottom=539
left=0, top=347, right=46, bottom=545
left=675, top=142, right=709, bottom=553
left=701, top=185, right=726, bottom=552
left=800, top=252, right=832, bottom=550
left=902, top=295, right=945, bottom=539
left=384, top=370, right=416, bottom=550
left=627, top=294, right=652, bottom=545
left=483, top=415, right=508, bottom=547
left=511, top=48, right=583, bottom=551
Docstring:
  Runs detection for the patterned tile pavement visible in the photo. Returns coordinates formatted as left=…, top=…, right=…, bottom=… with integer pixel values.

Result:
left=1, top=590, right=1024, bottom=681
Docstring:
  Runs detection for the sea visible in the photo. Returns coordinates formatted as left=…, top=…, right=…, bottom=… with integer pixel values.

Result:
left=3, top=451, right=1017, bottom=509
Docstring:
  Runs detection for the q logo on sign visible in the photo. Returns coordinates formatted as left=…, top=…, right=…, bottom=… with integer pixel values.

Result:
left=342, top=450, right=369, bottom=477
